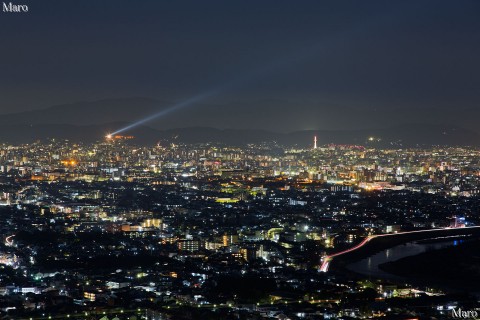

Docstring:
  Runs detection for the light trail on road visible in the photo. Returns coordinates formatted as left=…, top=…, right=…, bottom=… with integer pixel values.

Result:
left=5, top=234, right=15, bottom=246
left=320, top=226, right=480, bottom=272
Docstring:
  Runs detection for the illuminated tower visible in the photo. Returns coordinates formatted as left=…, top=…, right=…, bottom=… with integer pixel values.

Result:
left=313, top=136, right=317, bottom=149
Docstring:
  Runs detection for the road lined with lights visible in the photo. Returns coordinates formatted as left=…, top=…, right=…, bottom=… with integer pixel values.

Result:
left=320, top=226, right=480, bottom=272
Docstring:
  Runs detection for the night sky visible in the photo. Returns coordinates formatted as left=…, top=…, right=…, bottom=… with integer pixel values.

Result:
left=1, top=0, right=480, bottom=132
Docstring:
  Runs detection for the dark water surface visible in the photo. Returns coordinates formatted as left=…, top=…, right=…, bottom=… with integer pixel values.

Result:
left=347, top=238, right=464, bottom=280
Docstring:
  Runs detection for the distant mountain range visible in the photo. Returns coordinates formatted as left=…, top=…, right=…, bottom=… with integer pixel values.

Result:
left=0, top=97, right=163, bottom=126
left=0, top=122, right=477, bottom=147
left=0, top=98, right=478, bottom=147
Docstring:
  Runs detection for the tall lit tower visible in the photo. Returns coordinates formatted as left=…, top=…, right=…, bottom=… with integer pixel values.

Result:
left=313, top=136, right=317, bottom=149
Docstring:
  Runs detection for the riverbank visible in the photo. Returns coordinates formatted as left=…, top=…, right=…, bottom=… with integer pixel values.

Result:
left=379, top=238, right=480, bottom=292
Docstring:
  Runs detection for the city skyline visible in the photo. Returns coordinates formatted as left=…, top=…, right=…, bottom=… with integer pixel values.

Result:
left=1, top=138, right=480, bottom=319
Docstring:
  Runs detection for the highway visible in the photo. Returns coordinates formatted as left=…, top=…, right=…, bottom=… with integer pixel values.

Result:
left=320, top=226, right=480, bottom=272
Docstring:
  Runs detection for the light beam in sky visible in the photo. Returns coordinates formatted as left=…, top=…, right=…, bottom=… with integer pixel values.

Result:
left=110, top=90, right=219, bottom=135
left=109, top=11, right=398, bottom=136
left=108, top=39, right=335, bottom=136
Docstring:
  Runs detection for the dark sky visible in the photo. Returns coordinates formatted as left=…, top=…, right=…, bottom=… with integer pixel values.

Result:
left=1, top=0, right=480, bottom=131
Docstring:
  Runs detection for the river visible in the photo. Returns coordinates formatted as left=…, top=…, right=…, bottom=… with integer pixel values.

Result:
left=346, top=238, right=466, bottom=280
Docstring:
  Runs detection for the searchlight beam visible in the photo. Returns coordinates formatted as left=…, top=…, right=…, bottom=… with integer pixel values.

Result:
left=110, top=90, right=219, bottom=135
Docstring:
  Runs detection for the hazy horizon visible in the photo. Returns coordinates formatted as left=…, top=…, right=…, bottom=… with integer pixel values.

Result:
left=1, top=0, right=480, bottom=134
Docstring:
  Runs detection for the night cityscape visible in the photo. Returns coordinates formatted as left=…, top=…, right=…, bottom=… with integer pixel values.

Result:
left=2, top=1, right=480, bottom=319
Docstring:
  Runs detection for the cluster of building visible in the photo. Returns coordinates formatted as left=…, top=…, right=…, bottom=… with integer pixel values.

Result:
left=0, top=137, right=479, bottom=319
